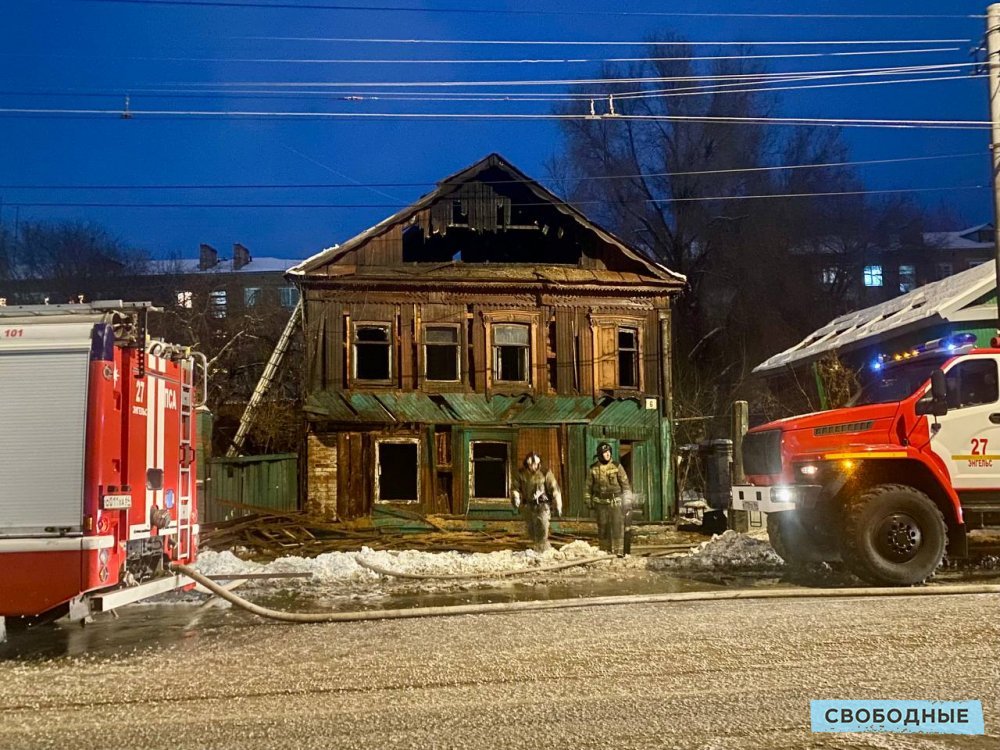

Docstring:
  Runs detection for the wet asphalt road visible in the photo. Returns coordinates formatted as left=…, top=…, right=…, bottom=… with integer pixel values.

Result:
left=1, top=589, right=998, bottom=749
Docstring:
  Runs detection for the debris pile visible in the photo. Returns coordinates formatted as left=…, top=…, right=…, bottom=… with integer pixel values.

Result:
left=200, top=511, right=580, bottom=559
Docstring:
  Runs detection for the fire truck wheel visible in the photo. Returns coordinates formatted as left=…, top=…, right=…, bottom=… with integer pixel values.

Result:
left=842, top=484, right=947, bottom=586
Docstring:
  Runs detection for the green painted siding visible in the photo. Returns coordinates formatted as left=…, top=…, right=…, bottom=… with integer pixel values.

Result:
left=204, top=453, right=299, bottom=523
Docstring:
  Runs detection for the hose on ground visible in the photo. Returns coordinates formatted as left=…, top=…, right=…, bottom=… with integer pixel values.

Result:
left=169, top=563, right=1000, bottom=625
left=353, top=553, right=615, bottom=580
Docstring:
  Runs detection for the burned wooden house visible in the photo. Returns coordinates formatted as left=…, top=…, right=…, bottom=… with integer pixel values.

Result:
left=288, top=154, right=685, bottom=522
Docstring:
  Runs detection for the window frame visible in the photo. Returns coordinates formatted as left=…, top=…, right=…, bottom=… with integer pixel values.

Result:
left=863, top=265, right=884, bottom=288
left=280, top=285, right=299, bottom=308
left=423, top=323, right=462, bottom=383
left=617, top=326, right=640, bottom=390
left=482, top=312, right=540, bottom=393
left=244, top=287, right=261, bottom=307
left=898, top=264, right=916, bottom=294
left=469, top=440, right=511, bottom=503
left=351, top=320, right=394, bottom=385
left=209, top=289, right=228, bottom=318
left=944, top=358, right=999, bottom=411
left=374, top=438, right=420, bottom=504
left=591, top=314, right=645, bottom=392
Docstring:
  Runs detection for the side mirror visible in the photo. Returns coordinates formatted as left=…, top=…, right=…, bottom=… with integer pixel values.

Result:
left=916, top=370, right=949, bottom=417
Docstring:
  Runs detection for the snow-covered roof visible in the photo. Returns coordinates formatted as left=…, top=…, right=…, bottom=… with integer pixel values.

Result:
left=923, top=223, right=994, bottom=252
left=754, top=260, right=997, bottom=375
left=149, top=257, right=304, bottom=275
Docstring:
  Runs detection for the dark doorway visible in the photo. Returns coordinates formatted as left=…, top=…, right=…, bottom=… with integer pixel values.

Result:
left=378, top=441, right=419, bottom=502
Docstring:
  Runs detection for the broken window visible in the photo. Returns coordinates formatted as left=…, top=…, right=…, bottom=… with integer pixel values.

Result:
left=376, top=441, right=419, bottom=503
left=863, top=265, right=883, bottom=288
left=471, top=441, right=509, bottom=500
left=353, top=323, right=392, bottom=382
left=618, top=328, right=639, bottom=389
left=492, top=323, right=530, bottom=383
left=424, top=325, right=461, bottom=382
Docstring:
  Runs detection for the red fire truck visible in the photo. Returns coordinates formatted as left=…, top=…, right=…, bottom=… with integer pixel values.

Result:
left=0, top=302, right=205, bottom=622
left=732, top=332, right=1000, bottom=586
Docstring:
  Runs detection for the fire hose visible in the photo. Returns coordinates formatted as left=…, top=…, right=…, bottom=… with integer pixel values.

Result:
left=352, top=553, right=616, bottom=579
left=169, top=563, right=1000, bottom=625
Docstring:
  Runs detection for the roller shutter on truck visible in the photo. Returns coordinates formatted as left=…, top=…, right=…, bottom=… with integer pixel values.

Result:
left=0, top=321, right=94, bottom=536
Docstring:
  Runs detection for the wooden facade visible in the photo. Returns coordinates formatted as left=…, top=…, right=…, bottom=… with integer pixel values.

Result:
left=291, top=154, right=685, bottom=522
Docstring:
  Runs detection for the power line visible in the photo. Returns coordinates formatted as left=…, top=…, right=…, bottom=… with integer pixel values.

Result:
left=0, top=107, right=987, bottom=129
left=0, top=46, right=963, bottom=66
left=5, top=185, right=987, bottom=209
left=248, top=36, right=974, bottom=47
left=178, top=62, right=978, bottom=89
left=0, top=152, right=983, bottom=191
left=73, top=0, right=986, bottom=20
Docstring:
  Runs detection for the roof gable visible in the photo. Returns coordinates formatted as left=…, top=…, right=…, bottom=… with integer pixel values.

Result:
left=289, top=153, right=683, bottom=284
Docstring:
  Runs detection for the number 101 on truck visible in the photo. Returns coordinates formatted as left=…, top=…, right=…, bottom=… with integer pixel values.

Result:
left=731, top=333, right=1000, bottom=585
left=0, top=302, right=207, bottom=622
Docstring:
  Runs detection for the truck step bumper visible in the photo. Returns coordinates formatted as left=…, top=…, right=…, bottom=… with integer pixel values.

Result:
left=731, top=484, right=822, bottom=514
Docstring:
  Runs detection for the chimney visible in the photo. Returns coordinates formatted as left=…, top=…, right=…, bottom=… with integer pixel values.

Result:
left=232, top=242, right=252, bottom=271
left=199, top=243, right=219, bottom=270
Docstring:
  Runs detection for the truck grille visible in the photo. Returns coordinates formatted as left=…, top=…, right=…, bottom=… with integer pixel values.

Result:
left=742, top=429, right=782, bottom=476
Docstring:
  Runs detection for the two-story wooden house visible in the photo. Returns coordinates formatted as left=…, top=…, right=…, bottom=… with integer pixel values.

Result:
left=289, top=154, right=685, bottom=522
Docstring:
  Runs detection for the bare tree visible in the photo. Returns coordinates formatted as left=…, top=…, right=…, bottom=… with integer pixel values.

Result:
left=549, top=37, right=925, bottom=430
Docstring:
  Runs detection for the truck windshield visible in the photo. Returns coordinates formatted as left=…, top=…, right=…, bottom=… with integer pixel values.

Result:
left=853, top=356, right=948, bottom=406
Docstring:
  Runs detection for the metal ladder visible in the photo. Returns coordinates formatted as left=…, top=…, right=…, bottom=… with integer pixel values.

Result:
left=176, top=358, right=195, bottom=560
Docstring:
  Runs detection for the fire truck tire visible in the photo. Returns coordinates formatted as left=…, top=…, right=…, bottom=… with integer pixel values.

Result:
left=842, top=484, right=947, bottom=586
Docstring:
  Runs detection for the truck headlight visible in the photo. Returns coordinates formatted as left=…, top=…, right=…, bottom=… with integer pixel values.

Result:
left=798, top=464, right=819, bottom=477
left=773, top=487, right=795, bottom=503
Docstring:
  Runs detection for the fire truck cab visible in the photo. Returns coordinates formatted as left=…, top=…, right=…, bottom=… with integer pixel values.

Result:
left=0, top=301, right=205, bottom=623
left=732, top=333, right=1000, bottom=586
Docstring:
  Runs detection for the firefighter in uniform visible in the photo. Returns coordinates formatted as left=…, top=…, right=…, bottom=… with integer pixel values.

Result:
left=584, top=442, right=633, bottom=556
left=511, top=452, right=563, bottom=553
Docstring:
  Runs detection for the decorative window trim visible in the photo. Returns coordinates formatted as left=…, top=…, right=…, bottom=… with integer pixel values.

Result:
left=483, top=311, right=540, bottom=391
left=590, top=314, right=645, bottom=392
left=422, top=322, right=463, bottom=383
left=350, top=320, right=394, bottom=385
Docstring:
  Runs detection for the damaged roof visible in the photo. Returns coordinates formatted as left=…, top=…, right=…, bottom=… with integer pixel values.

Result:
left=287, top=153, right=684, bottom=285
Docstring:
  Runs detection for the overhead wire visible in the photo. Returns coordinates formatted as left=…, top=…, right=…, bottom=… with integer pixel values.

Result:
left=176, top=62, right=979, bottom=89
left=0, top=46, right=965, bottom=66
left=74, top=1, right=987, bottom=20
left=4, top=185, right=988, bottom=209
left=0, top=152, right=983, bottom=190
left=249, top=36, right=974, bottom=47
left=0, top=107, right=987, bottom=129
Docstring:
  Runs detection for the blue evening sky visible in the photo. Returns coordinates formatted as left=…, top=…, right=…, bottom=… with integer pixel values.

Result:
left=0, top=0, right=993, bottom=261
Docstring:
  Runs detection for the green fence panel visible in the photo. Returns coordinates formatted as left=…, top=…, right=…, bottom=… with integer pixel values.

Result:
left=203, top=453, right=299, bottom=523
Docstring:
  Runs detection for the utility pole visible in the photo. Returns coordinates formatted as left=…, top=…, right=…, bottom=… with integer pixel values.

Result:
left=987, top=3, right=1000, bottom=323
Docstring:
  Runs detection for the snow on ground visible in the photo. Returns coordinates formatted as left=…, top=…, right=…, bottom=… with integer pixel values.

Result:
left=649, top=530, right=784, bottom=573
left=188, top=532, right=783, bottom=601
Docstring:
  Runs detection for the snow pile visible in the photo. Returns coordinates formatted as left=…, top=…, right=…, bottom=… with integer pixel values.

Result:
left=655, top=530, right=783, bottom=572
left=193, top=540, right=604, bottom=590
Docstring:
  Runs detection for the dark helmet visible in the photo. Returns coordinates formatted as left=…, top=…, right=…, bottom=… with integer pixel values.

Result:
left=596, top=442, right=613, bottom=458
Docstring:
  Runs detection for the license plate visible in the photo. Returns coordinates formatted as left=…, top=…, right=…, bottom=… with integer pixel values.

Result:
left=742, top=500, right=759, bottom=512
left=102, top=494, right=133, bottom=510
